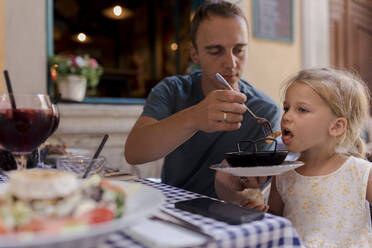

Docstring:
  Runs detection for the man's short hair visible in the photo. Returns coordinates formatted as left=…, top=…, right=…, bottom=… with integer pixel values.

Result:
left=190, top=0, right=248, bottom=49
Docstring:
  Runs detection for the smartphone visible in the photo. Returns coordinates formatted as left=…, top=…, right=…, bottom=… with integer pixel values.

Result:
left=175, top=197, right=264, bottom=225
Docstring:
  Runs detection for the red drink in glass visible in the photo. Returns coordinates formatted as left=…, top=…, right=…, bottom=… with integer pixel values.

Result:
left=0, top=94, right=54, bottom=170
left=0, top=108, right=54, bottom=153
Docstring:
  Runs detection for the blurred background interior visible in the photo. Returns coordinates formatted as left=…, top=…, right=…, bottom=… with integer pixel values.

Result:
left=0, top=0, right=371, bottom=177
left=53, top=0, right=198, bottom=99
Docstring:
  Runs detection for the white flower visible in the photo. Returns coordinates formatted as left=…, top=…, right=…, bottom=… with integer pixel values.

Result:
left=75, top=56, right=87, bottom=68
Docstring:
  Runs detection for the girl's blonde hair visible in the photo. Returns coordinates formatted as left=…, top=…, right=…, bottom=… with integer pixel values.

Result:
left=282, top=68, right=371, bottom=158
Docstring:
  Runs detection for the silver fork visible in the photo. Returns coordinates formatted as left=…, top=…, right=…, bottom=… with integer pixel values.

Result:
left=215, top=73, right=273, bottom=136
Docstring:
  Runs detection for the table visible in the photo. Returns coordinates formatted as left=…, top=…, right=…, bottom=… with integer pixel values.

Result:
left=101, top=178, right=304, bottom=248
left=0, top=172, right=303, bottom=247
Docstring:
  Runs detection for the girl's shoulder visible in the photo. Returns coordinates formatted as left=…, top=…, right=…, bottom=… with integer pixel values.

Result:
left=277, top=156, right=371, bottom=180
left=344, top=156, right=371, bottom=179
left=347, top=156, right=371, bottom=168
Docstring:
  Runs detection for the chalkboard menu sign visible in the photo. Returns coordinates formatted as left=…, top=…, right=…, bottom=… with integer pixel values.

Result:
left=253, top=0, right=293, bottom=43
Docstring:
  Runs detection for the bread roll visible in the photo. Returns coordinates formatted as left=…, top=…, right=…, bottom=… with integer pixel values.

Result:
left=242, top=188, right=265, bottom=205
left=8, top=169, right=79, bottom=200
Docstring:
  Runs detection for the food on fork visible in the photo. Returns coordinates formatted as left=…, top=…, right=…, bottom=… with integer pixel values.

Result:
left=265, top=131, right=281, bottom=144
left=0, top=169, right=125, bottom=234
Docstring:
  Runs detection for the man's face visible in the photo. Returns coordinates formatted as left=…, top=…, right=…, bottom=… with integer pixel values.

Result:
left=191, top=15, right=248, bottom=90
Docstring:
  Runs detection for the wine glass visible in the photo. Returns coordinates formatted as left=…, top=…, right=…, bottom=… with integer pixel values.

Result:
left=50, top=103, right=60, bottom=136
left=0, top=94, right=54, bottom=170
left=35, top=103, right=60, bottom=168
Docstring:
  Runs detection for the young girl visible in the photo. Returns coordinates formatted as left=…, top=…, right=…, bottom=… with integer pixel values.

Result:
left=267, top=68, right=372, bottom=247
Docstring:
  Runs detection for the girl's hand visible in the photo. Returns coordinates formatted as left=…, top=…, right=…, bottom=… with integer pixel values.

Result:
left=240, top=176, right=268, bottom=188
left=240, top=198, right=269, bottom=212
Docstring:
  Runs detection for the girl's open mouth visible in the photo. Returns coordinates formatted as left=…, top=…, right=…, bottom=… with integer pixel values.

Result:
left=281, top=128, right=294, bottom=145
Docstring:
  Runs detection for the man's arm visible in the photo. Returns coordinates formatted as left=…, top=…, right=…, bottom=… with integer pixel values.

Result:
left=125, top=90, right=247, bottom=164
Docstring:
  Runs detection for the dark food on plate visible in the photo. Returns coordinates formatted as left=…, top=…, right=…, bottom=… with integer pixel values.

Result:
left=225, top=137, right=288, bottom=167
left=0, top=169, right=125, bottom=234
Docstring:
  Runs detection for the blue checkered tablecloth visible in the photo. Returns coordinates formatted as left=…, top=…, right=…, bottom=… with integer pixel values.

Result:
left=102, top=179, right=304, bottom=248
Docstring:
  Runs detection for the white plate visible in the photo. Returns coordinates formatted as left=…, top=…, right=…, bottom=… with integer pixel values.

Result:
left=0, top=181, right=165, bottom=248
left=210, top=161, right=304, bottom=177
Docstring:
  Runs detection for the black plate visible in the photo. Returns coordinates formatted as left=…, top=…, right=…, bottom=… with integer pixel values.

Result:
left=224, top=138, right=288, bottom=167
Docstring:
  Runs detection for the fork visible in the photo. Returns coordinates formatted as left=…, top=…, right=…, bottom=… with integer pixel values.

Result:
left=215, top=73, right=273, bottom=136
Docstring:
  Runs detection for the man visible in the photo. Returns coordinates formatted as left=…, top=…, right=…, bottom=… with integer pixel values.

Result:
left=125, top=0, right=281, bottom=203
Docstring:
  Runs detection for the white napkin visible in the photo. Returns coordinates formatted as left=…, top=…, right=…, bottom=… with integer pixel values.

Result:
left=125, top=218, right=208, bottom=248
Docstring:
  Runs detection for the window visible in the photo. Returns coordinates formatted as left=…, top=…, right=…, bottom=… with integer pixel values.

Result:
left=48, top=0, right=200, bottom=103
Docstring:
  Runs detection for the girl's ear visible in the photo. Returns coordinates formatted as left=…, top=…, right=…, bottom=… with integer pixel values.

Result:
left=329, top=117, right=347, bottom=137
left=190, top=46, right=200, bottom=64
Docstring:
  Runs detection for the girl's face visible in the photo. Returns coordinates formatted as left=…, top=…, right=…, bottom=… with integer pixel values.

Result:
left=281, top=82, right=338, bottom=153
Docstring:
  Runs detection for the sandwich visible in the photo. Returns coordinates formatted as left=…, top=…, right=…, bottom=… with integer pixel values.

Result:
left=0, top=169, right=125, bottom=234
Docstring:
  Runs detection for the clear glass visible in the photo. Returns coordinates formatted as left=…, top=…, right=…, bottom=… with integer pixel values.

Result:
left=0, top=94, right=53, bottom=170
left=56, top=155, right=106, bottom=178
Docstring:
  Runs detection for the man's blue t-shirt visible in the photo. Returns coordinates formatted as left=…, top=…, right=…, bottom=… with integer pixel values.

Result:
left=142, top=71, right=281, bottom=197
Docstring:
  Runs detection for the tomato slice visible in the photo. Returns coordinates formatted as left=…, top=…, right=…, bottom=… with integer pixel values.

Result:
left=0, top=219, right=8, bottom=233
left=79, top=207, right=114, bottom=224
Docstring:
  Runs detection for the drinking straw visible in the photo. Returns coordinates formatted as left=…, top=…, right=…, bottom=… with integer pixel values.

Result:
left=82, top=134, right=109, bottom=179
left=3, top=70, right=16, bottom=109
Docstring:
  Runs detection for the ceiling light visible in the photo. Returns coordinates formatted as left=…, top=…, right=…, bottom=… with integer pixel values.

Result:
left=170, top=43, right=178, bottom=51
left=113, top=5, right=122, bottom=16
left=77, top=33, right=87, bottom=42
left=102, top=5, right=133, bottom=20
left=73, top=32, right=91, bottom=43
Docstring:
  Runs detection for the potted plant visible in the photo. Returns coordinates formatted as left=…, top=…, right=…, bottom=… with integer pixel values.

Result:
left=48, top=54, right=103, bottom=101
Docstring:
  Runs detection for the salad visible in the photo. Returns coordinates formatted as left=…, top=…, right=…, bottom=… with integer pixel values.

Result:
left=0, top=173, right=125, bottom=234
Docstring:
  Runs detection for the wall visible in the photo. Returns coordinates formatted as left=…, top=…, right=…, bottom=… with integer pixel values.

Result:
left=4, top=0, right=46, bottom=94
left=242, top=0, right=302, bottom=104
left=302, top=0, right=330, bottom=69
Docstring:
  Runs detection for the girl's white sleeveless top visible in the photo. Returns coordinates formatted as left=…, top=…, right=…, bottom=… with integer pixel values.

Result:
left=276, top=156, right=372, bottom=247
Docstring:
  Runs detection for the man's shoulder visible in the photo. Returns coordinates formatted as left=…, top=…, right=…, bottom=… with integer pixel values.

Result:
left=158, top=71, right=201, bottom=90
left=148, top=71, right=202, bottom=105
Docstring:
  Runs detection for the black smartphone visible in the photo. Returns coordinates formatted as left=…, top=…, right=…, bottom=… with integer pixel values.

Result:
left=175, top=197, right=264, bottom=225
